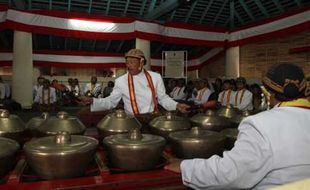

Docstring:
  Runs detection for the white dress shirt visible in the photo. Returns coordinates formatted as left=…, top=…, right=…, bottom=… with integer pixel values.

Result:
left=34, top=86, right=57, bottom=104
left=91, top=70, right=178, bottom=115
left=83, top=83, right=102, bottom=95
left=194, top=87, right=212, bottom=105
left=233, top=89, right=253, bottom=111
left=218, top=90, right=235, bottom=106
left=181, top=105, right=310, bottom=190
left=170, top=86, right=186, bottom=100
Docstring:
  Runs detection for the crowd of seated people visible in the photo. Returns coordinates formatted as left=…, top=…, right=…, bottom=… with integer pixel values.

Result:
left=32, top=76, right=115, bottom=112
left=166, top=77, right=269, bottom=112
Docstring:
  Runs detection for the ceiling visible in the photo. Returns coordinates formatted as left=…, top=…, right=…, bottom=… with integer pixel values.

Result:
left=0, top=0, right=309, bottom=58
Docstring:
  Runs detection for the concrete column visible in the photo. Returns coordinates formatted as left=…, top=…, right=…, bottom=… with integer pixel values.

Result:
left=135, top=38, right=151, bottom=70
left=225, top=46, right=240, bottom=78
left=116, top=68, right=126, bottom=77
left=12, top=31, right=33, bottom=109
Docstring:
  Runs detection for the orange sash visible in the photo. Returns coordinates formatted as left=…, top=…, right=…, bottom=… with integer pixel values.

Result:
left=235, top=89, right=245, bottom=106
left=128, top=70, right=158, bottom=115
left=220, top=90, right=232, bottom=105
left=197, top=88, right=208, bottom=101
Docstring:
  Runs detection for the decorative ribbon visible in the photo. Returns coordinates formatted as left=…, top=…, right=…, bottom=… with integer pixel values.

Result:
left=128, top=70, right=158, bottom=115
left=235, top=89, right=246, bottom=106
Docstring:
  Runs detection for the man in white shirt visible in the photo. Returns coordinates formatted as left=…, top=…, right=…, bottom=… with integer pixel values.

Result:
left=79, top=49, right=190, bottom=115
left=234, top=77, right=253, bottom=111
left=83, top=76, right=102, bottom=97
left=33, top=76, right=44, bottom=100
left=33, top=79, right=57, bottom=111
left=170, top=79, right=187, bottom=101
left=194, top=79, right=212, bottom=105
left=165, top=63, right=310, bottom=190
left=218, top=79, right=235, bottom=106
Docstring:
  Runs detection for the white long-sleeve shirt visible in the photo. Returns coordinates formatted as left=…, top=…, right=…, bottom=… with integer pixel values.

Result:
left=218, top=90, right=235, bottom=106
left=170, top=86, right=186, bottom=100
left=91, top=70, right=178, bottom=115
left=194, top=87, right=212, bottom=105
left=181, top=104, right=310, bottom=190
left=34, top=86, right=57, bottom=104
left=0, top=83, right=5, bottom=99
left=233, top=89, right=253, bottom=111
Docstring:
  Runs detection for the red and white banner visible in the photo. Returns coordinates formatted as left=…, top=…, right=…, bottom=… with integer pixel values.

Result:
left=0, top=48, right=224, bottom=70
left=1, top=8, right=308, bottom=46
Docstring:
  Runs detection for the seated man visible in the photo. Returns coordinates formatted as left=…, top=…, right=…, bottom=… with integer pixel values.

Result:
left=166, top=63, right=310, bottom=189
left=170, top=78, right=187, bottom=101
left=33, top=79, right=57, bottom=112
left=233, top=77, right=253, bottom=111
left=218, top=79, right=235, bottom=106
left=83, top=76, right=102, bottom=97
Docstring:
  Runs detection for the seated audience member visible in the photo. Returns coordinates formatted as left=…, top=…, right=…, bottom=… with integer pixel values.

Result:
left=194, top=79, right=212, bottom=105
left=184, top=80, right=197, bottom=102
left=212, top=78, right=222, bottom=97
left=218, top=79, right=235, bottom=106
left=83, top=76, right=102, bottom=97
left=166, top=63, right=310, bottom=189
left=170, top=78, right=187, bottom=101
left=33, top=76, right=44, bottom=100
left=251, top=83, right=268, bottom=111
left=233, top=77, right=253, bottom=111
left=33, top=79, right=57, bottom=112
left=102, top=81, right=114, bottom=98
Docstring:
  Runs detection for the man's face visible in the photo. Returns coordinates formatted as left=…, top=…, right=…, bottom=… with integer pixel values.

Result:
left=91, top=77, right=97, bottom=84
left=223, top=83, right=231, bottom=90
left=126, top=57, right=142, bottom=75
left=236, top=82, right=244, bottom=90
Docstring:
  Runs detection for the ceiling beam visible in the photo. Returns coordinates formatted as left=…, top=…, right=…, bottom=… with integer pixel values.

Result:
left=117, top=41, right=125, bottom=52
left=272, top=0, right=284, bottom=13
left=105, top=0, right=112, bottom=15
left=212, top=0, right=229, bottom=25
left=49, top=0, right=52, bottom=10
left=67, top=0, right=72, bottom=11
left=234, top=9, right=244, bottom=24
left=123, top=0, right=130, bottom=16
left=88, top=0, right=93, bottom=13
left=92, top=40, right=97, bottom=51
left=105, top=40, right=111, bottom=51
left=12, top=0, right=26, bottom=9
left=185, top=0, right=198, bottom=22
left=239, top=0, right=255, bottom=20
left=229, top=0, right=234, bottom=29
left=139, top=0, right=148, bottom=16
left=253, top=0, right=269, bottom=17
left=146, top=0, right=157, bottom=15
left=199, top=1, right=213, bottom=23
left=145, top=0, right=186, bottom=20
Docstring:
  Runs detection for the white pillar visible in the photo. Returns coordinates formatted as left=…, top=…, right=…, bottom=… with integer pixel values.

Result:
left=225, top=46, right=240, bottom=78
left=12, top=31, right=33, bottom=109
left=135, top=38, right=151, bottom=70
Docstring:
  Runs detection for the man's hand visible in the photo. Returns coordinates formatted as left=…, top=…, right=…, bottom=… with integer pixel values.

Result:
left=165, top=158, right=182, bottom=174
left=77, top=96, right=93, bottom=106
left=176, top=103, right=191, bottom=113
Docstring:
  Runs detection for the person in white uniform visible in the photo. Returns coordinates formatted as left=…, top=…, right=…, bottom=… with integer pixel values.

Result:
left=218, top=79, right=235, bottom=106
left=165, top=63, right=310, bottom=190
left=233, top=77, right=253, bottom=111
left=170, top=79, right=187, bottom=101
left=79, top=49, right=190, bottom=115
left=33, top=79, right=57, bottom=111
left=83, top=76, right=102, bottom=97
left=194, top=79, right=212, bottom=105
